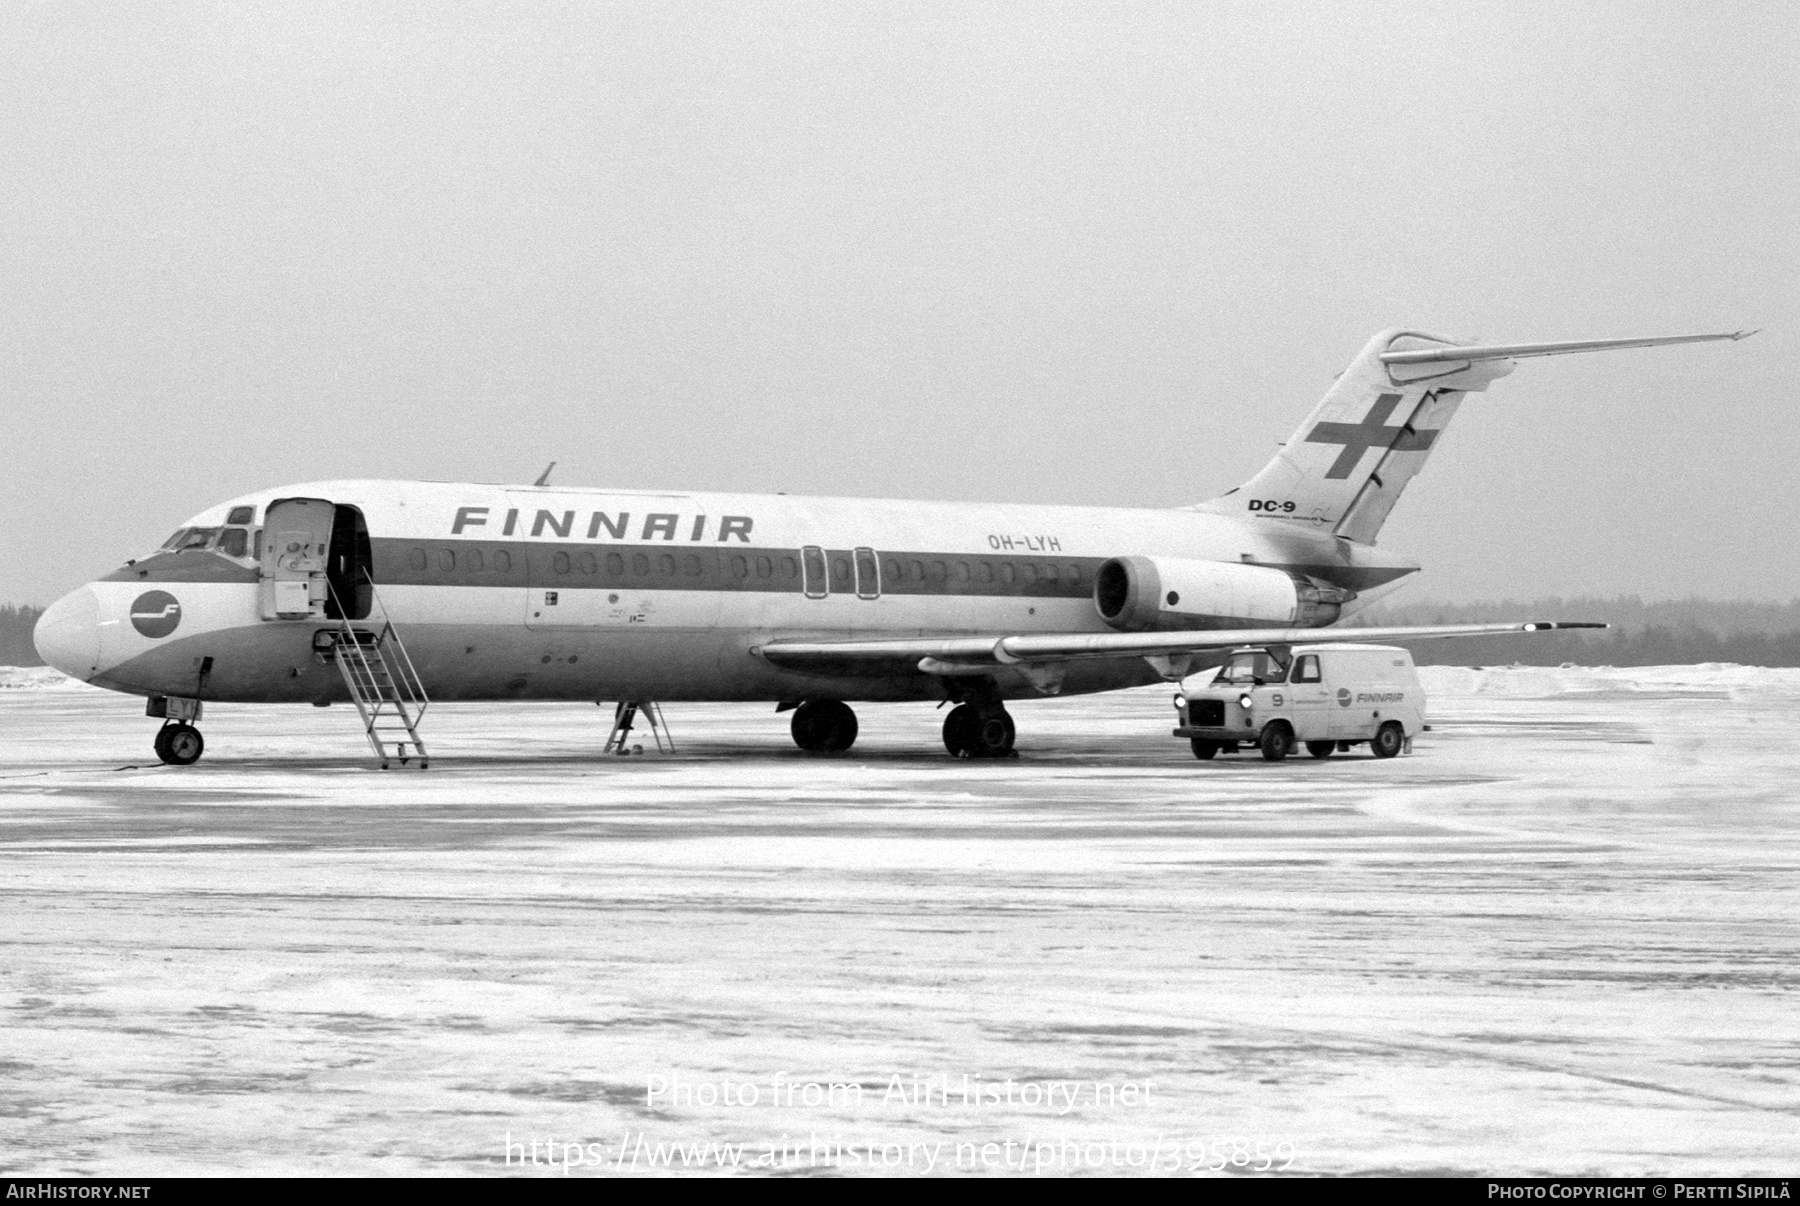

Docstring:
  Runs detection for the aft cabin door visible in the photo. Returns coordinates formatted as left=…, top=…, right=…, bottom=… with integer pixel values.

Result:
left=260, top=498, right=335, bottom=620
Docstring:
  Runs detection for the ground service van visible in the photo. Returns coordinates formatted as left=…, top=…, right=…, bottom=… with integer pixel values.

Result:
left=1172, top=643, right=1426, bottom=762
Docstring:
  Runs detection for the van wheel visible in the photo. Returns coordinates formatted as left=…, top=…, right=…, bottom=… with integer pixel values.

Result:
left=1190, top=738, right=1218, bottom=760
left=1304, top=741, right=1335, bottom=759
left=1371, top=721, right=1404, bottom=759
left=1258, top=722, right=1293, bottom=762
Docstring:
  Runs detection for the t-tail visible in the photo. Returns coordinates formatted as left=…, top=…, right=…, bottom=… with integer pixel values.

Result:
left=1193, top=328, right=1754, bottom=544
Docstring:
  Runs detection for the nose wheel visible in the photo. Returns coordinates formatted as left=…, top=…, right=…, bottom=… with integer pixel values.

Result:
left=153, top=722, right=205, bottom=766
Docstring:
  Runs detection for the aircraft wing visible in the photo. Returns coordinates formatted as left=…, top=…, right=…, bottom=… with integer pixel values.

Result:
left=757, top=621, right=1606, bottom=674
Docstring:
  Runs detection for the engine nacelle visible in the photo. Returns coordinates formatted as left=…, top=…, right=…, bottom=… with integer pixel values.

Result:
left=1093, top=555, right=1351, bottom=632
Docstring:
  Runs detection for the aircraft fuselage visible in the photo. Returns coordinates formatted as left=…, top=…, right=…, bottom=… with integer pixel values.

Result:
left=38, top=480, right=1418, bottom=707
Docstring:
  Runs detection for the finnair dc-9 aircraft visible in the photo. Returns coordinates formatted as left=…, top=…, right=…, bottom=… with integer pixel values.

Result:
left=33, top=328, right=1748, bottom=766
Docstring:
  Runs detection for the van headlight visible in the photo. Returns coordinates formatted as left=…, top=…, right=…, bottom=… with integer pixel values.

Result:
left=1238, top=693, right=1253, bottom=710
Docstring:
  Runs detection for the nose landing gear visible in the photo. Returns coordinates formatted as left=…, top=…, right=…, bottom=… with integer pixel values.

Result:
left=153, top=722, right=205, bottom=766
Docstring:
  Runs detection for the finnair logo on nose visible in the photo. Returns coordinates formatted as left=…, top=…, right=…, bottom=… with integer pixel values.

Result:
left=130, top=590, right=182, bottom=638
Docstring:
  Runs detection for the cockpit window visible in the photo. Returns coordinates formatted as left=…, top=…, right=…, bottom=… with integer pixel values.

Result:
left=217, top=528, right=249, bottom=558
left=226, top=505, right=255, bottom=525
left=173, top=527, right=220, bottom=552
left=160, top=529, right=190, bottom=550
left=1212, top=650, right=1290, bottom=685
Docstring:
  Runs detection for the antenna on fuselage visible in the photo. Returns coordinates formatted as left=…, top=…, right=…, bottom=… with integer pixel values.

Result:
left=533, top=461, right=557, bottom=488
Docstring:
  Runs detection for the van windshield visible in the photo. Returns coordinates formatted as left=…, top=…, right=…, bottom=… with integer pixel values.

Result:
left=1212, top=650, right=1289, bottom=685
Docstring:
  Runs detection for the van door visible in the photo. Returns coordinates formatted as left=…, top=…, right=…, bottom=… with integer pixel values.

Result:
left=1288, top=652, right=1331, bottom=739
left=260, top=498, right=335, bottom=620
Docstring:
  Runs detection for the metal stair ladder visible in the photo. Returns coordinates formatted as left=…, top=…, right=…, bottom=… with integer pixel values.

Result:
left=330, top=582, right=430, bottom=769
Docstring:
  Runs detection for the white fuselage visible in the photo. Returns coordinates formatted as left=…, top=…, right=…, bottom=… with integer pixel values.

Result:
left=37, top=479, right=1419, bottom=706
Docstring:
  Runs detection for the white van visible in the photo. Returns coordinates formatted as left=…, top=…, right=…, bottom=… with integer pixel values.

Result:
left=1172, top=643, right=1426, bottom=762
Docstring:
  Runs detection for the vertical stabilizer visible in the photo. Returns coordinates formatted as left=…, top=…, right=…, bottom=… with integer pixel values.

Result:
left=1192, top=328, right=1750, bottom=544
left=1194, top=329, right=1505, bottom=543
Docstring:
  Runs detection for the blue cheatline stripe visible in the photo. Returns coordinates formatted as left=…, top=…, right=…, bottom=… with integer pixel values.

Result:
left=93, top=538, right=1413, bottom=596
left=369, top=538, right=1106, bottom=599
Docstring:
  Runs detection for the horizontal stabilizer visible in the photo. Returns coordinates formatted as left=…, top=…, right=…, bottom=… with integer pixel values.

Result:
left=758, top=621, right=1607, bottom=673
left=1379, top=331, right=1755, bottom=365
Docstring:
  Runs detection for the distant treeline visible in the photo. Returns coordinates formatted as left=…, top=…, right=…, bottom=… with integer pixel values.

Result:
left=3, top=596, right=1799, bottom=667
left=1, top=605, right=45, bottom=666
left=1361, top=596, right=1800, bottom=667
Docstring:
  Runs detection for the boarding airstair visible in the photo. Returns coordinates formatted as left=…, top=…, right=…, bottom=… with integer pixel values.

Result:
left=328, top=579, right=430, bottom=769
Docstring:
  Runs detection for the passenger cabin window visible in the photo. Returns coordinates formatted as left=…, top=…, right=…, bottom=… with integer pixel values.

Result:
left=1292, top=655, right=1322, bottom=683
left=1212, top=650, right=1290, bottom=686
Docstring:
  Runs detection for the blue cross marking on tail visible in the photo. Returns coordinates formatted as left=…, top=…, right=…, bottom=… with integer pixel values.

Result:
left=1304, top=393, right=1439, bottom=479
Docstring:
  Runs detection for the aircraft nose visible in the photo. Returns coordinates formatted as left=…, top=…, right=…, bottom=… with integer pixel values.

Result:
left=34, top=587, right=101, bottom=681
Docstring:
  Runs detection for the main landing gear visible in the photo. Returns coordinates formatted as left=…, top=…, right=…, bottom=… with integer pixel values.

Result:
left=153, top=722, right=204, bottom=766
left=790, top=700, right=859, bottom=753
left=942, top=703, right=1016, bottom=759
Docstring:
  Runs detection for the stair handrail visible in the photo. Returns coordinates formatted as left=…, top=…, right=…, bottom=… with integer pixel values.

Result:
left=358, top=570, right=430, bottom=720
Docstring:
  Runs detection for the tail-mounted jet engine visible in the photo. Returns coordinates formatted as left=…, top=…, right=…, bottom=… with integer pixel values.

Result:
left=1094, top=555, right=1352, bottom=632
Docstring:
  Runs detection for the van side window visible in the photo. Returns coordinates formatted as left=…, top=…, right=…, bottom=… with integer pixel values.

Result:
left=1293, top=655, right=1322, bottom=683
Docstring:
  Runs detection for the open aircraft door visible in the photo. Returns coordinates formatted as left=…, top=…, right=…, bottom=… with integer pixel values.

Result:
left=260, top=498, right=335, bottom=620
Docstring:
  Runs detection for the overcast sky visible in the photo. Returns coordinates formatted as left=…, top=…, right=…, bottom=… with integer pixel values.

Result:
left=3, top=0, right=1795, bottom=607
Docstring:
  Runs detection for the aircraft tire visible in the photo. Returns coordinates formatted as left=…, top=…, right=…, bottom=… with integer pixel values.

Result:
left=972, top=709, right=1015, bottom=758
left=1258, top=722, right=1293, bottom=762
left=943, top=705, right=1014, bottom=758
left=791, top=701, right=857, bottom=753
left=1190, top=738, right=1219, bottom=760
left=1371, top=721, right=1404, bottom=759
left=1305, top=741, right=1336, bottom=759
left=155, top=723, right=204, bottom=766
left=942, top=705, right=978, bottom=757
